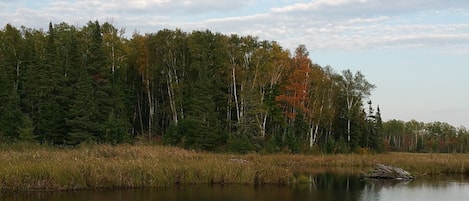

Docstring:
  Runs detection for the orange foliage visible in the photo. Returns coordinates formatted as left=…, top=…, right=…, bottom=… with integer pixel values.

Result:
left=275, top=45, right=312, bottom=119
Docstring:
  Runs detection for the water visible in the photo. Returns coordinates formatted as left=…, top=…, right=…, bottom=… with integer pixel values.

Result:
left=2, top=173, right=469, bottom=201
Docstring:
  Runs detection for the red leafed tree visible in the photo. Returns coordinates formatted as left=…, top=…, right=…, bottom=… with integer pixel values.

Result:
left=276, top=45, right=312, bottom=119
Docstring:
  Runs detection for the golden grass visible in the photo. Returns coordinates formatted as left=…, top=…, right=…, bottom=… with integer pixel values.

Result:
left=1, top=144, right=469, bottom=191
left=270, top=152, right=469, bottom=176
left=0, top=144, right=291, bottom=191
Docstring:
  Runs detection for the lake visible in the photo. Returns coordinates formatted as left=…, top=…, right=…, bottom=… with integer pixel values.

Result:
left=2, top=173, right=469, bottom=201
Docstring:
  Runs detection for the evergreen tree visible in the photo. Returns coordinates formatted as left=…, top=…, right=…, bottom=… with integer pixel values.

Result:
left=179, top=66, right=227, bottom=151
left=34, top=22, right=68, bottom=144
left=19, top=114, right=36, bottom=142
left=66, top=69, right=97, bottom=144
left=0, top=24, right=25, bottom=141
left=0, top=71, right=23, bottom=140
left=175, top=30, right=229, bottom=151
left=373, top=106, right=384, bottom=152
left=0, top=22, right=393, bottom=152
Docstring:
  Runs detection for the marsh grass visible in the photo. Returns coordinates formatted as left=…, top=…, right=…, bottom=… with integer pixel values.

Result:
left=0, top=144, right=292, bottom=191
left=1, top=144, right=469, bottom=191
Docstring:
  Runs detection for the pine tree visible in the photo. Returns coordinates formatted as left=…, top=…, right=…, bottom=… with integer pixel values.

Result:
left=181, top=66, right=226, bottom=151
left=19, top=114, right=36, bottom=142
left=174, top=30, right=229, bottom=151
left=66, top=70, right=97, bottom=144
left=85, top=20, right=114, bottom=142
left=79, top=20, right=131, bottom=143
left=373, top=106, right=384, bottom=152
left=0, top=70, right=23, bottom=141
left=0, top=24, right=25, bottom=141
left=28, top=22, right=68, bottom=144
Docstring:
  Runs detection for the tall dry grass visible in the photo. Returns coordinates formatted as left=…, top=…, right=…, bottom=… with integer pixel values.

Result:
left=1, top=144, right=469, bottom=191
left=266, top=152, right=469, bottom=175
left=0, top=144, right=292, bottom=191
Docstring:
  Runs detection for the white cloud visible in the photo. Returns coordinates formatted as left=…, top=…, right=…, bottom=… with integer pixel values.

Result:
left=179, top=0, right=252, bottom=12
left=180, top=0, right=469, bottom=51
left=2, top=0, right=469, bottom=52
left=271, top=0, right=356, bottom=13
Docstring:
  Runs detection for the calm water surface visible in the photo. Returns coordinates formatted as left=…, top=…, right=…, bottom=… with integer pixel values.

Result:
left=3, top=173, right=469, bottom=201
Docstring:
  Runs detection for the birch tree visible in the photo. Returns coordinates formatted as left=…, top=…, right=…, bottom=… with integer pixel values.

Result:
left=341, top=69, right=375, bottom=142
left=148, top=29, right=189, bottom=126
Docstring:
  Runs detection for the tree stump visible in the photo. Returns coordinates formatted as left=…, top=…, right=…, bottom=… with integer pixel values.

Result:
left=364, top=163, right=415, bottom=180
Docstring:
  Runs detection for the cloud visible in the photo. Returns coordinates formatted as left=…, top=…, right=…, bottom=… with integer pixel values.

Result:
left=178, top=0, right=253, bottom=13
left=182, top=0, right=469, bottom=51
left=45, top=0, right=253, bottom=17
left=271, top=0, right=469, bottom=18
left=1, top=0, right=469, bottom=52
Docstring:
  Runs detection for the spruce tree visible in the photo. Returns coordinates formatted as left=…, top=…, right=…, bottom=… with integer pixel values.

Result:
left=19, top=114, right=36, bottom=142
left=80, top=20, right=130, bottom=143
left=66, top=69, right=97, bottom=144
left=0, top=71, right=23, bottom=141
left=34, top=22, right=68, bottom=144
left=373, top=106, right=384, bottom=152
left=182, top=66, right=226, bottom=151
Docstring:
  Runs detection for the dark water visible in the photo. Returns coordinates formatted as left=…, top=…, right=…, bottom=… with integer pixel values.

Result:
left=3, top=173, right=469, bottom=201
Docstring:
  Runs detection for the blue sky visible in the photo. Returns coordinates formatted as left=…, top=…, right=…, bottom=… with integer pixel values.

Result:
left=1, top=0, right=469, bottom=127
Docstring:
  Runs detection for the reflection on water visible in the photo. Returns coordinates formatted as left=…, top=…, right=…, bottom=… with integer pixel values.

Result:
left=2, top=174, right=469, bottom=201
left=362, top=175, right=469, bottom=201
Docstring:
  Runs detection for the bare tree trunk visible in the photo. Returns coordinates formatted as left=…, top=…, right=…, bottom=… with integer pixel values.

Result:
left=232, top=65, right=240, bottom=121
left=309, top=123, right=315, bottom=147
left=167, top=78, right=178, bottom=125
left=162, top=50, right=181, bottom=125
left=146, top=79, right=154, bottom=140
left=347, top=119, right=351, bottom=142
left=108, top=25, right=116, bottom=75
left=137, top=91, right=144, bottom=136
left=310, top=87, right=325, bottom=148
left=227, top=101, right=232, bottom=133
left=111, top=44, right=115, bottom=75
left=346, top=95, right=354, bottom=142
left=261, top=114, right=267, bottom=138
left=15, top=60, right=21, bottom=91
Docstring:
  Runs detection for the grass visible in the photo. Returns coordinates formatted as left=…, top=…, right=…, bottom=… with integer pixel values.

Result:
left=281, top=152, right=469, bottom=175
left=1, top=143, right=469, bottom=191
left=0, top=144, right=291, bottom=191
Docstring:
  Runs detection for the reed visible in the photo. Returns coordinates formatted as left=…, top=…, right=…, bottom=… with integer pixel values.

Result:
left=0, top=144, right=292, bottom=191
left=266, top=152, right=469, bottom=176
left=1, top=144, right=469, bottom=191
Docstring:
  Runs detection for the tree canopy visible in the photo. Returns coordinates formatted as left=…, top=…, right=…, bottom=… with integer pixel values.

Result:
left=1, top=21, right=465, bottom=153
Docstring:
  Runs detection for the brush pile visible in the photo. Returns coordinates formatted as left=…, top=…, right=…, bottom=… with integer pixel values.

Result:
left=364, top=163, right=415, bottom=180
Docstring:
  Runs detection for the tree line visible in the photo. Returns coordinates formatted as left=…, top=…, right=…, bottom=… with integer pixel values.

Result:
left=0, top=21, right=429, bottom=153
left=383, top=120, right=469, bottom=153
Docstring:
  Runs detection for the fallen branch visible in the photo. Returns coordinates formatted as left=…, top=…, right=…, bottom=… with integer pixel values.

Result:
left=364, top=163, right=415, bottom=180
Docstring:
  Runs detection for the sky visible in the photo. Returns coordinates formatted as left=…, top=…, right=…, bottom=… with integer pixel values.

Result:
left=1, top=0, right=468, bottom=127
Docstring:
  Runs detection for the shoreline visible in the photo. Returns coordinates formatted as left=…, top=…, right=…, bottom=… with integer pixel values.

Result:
left=1, top=144, right=469, bottom=191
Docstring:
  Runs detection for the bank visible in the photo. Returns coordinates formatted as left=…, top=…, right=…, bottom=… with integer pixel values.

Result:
left=1, top=144, right=468, bottom=191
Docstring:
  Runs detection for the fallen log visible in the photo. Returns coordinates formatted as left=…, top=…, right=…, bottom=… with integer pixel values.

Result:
left=363, top=163, right=415, bottom=180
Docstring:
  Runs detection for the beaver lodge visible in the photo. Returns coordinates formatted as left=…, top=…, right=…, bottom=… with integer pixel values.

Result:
left=363, top=163, right=415, bottom=180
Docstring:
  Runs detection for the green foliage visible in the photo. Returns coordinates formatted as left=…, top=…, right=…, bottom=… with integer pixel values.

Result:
left=227, top=134, right=254, bottom=153
left=0, top=96, right=23, bottom=140
left=5, top=21, right=467, bottom=154
left=19, top=115, right=36, bottom=142
left=163, top=123, right=182, bottom=146
left=103, top=111, right=130, bottom=144
left=383, top=119, right=469, bottom=153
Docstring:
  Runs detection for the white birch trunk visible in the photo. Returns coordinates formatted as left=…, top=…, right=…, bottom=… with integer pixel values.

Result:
left=146, top=79, right=154, bottom=140
left=167, top=77, right=178, bottom=125
left=232, top=65, right=241, bottom=121
left=309, top=123, right=315, bottom=147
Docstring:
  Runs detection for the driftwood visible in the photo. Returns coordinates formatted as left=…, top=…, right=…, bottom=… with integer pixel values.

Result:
left=364, top=164, right=415, bottom=180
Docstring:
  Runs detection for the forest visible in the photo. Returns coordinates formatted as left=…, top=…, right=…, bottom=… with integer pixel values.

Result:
left=0, top=21, right=467, bottom=153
